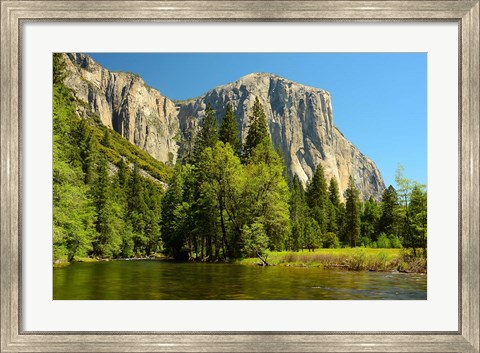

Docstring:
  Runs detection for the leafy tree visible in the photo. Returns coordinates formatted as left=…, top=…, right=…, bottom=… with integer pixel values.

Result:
left=243, top=140, right=290, bottom=251
left=410, top=184, right=427, bottom=256
left=242, top=222, right=270, bottom=265
left=53, top=167, right=95, bottom=262
left=219, top=102, right=241, bottom=154
left=395, top=165, right=416, bottom=255
left=198, top=142, right=244, bottom=259
left=243, top=97, right=269, bottom=161
left=345, top=176, right=361, bottom=247
left=323, top=232, right=340, bottom=249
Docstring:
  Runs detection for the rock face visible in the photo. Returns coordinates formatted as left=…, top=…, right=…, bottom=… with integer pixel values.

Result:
left=63, top=54, right=385, bottom=200
left=63, top=53, right=179, bottom=163
left=177, top=73, right=385, bottom=200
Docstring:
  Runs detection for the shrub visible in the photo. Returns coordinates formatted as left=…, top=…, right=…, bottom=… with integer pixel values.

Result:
left=377, top=233, right=391, bottom=248
left=389, top=234, right=403, bottom=249
left=323, top=232, right=340, bottom=248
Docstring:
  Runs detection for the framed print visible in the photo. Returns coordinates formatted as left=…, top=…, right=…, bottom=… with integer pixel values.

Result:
left=1, top=1, right=479, bottom=352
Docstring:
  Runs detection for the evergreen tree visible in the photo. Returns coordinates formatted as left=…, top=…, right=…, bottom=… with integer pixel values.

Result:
left=378, top=185, right=398, bottom=236
left=75, top=119, right=97, bottom=184
left=328, top=178, right=341, bottom=208
left=91, top=157, right=122, bottom=258
left=161, top=165, right=189, bottom=259
left=219, top=102, right=240, bottom=154
left=127, top=163, right=148, bottom=255
left=345, top=176, right=361, bottom=247
left=100, top=129, right=112, bottom=148
left=361, top=196, right=380, bottom=245
left=303, top=217, right=322, bottom=251
left=243, top=97, right=269, bottom=161
left=288, top=175, right=308, bottom=251
left=193, top=103, right=218, bottom=163
left=306, top=164, right=329, bottom=233
left=142, top=181, right=163, bottom=256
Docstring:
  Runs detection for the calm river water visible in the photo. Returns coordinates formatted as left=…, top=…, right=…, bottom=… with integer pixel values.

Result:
left=53, top=260, right=427, bottom=300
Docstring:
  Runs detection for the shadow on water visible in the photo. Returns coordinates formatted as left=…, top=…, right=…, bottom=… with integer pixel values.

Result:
left=53, top=260, right=427, bottom=300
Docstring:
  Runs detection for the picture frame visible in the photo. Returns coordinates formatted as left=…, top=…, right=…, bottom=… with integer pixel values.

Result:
left=1, top=1, right=478, bottom=352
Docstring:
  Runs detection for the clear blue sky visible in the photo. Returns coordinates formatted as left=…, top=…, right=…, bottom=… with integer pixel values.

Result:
left=87, top=53, right=427, bottom=187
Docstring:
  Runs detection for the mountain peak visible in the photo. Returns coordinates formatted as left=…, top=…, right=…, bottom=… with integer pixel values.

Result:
left=62, top=53, right=385, bottom=200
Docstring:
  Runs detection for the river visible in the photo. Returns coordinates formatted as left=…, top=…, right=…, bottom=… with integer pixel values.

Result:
left=53, top=260, right=427, bottom=300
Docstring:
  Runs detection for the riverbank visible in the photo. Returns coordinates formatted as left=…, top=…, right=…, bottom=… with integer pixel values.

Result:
left=53, top=255, right=166, bottom=268
left=54, top=249, right=427, bottom=273
left=237, top=248, right=427, bottom=273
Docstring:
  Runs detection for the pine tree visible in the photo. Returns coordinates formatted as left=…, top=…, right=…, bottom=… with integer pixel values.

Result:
left=91, top=157, right=122, bottom=258
left=306, top=164, right=329, bottom=233
left=193, top=102, right=218, bottom=163
left=345, top=176, right=361, bottom=247
left=289, top=175, right=308, bottom=251
left=361, top=196, right=380, bottom=244
left=243, top=97, right=269, bottom=161
left=378, top=185, right=398, bottom=236
left=328, top=178, right=341, bottom=208
left=100, top=129, right=112, bottom=148
left=219, top=102, right=240, bottom=154
left=75, top=119, right=97, bottom=184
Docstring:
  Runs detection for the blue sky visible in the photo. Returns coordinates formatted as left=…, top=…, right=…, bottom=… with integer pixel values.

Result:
left=87, top=53, right=427, bottom=187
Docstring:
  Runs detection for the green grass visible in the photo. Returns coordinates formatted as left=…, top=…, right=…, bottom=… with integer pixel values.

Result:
left=237, top=248, right=426, bottom=273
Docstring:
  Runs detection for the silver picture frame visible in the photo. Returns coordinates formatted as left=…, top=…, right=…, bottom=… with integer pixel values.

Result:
left=1, top=1, right=479, bottom=352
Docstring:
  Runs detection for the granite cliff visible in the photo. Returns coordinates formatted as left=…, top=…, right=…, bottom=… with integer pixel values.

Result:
left=62, top=53, right=385, bottom=200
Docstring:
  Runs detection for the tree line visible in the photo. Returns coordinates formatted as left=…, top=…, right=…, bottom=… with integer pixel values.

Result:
left=53, top=54, right=427, bottom=264
left=53, top=54, right=165, bottom=262
left=161, top=97, right=427, bottom=262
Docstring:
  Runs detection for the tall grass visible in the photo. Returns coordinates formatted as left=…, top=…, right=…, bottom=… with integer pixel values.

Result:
left=238, top=248, right=426, bottom=273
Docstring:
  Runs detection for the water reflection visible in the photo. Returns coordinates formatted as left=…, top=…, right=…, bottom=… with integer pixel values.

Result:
left=53, top=260, right=427, bottom=300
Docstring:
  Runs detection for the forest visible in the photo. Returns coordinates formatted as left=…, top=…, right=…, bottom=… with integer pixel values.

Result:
left=53, top=54, right=427, bottom=266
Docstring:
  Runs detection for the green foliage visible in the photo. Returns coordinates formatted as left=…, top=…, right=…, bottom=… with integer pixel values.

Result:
left=361, top=196, right=380, bottom=243
left=243, top=140, right=290, bottom=251
left=323, top=232, right=340, bottom=249
left=378, top=185, right=398, bottom=236
left=53, top=55, right=166, bottom=262
left=243, top=97, right=269, bottom=161
left=242, top=222, right=270, bottom=264
left=345, top=176, right=361, bottom=247
left=302, top=217, right=322, bottom=251
left=376, top=233, right=391, bottom=248
left=219, top=102, right=241, bottom=154
left=53, top=53, right=427, bottom=265
left=53, top=53, right=67, bottom=85
left=306, top=164, right=329, bottom=233
left=193, top=102, right=218, bottom=163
